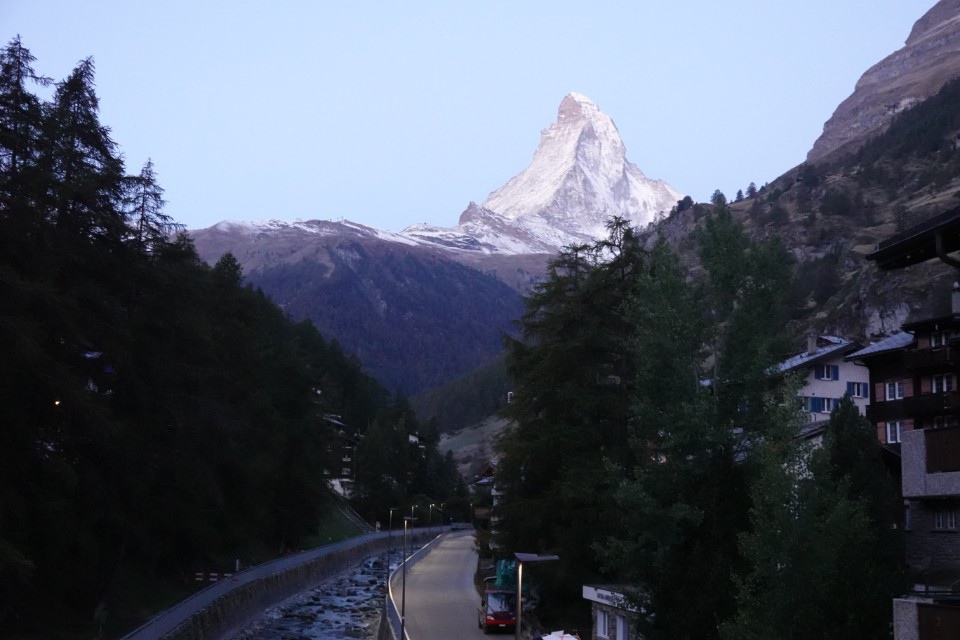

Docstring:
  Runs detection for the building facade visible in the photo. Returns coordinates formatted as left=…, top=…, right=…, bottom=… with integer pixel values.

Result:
left=863, top=208, right=960, bottom=640
left=582, top=585, right=638, bottom=640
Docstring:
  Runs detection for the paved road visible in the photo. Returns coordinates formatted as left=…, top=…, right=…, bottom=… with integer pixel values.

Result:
left=403, top=532, right=489, bottom=640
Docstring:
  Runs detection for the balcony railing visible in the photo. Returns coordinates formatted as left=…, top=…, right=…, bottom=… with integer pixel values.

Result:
left=867, top=393, right=960, bottom=422
left=907, top=392, right=960, bottom=416
left=905, top=347, right=959, bottom=371
left=866, top=399, right=904, bottom=423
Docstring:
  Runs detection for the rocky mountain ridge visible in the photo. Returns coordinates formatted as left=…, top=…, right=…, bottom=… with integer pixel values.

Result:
left=808, top=0, right=960, bottom=162
left=198, top=92, right=680, bottom=260
left=404, top=92, right=681, bottom=253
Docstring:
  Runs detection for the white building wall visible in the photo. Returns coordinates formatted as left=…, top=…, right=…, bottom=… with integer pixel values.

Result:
left=801, top=359, right=870, bottom=421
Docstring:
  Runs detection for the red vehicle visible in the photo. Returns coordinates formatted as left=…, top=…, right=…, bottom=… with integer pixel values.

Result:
left=477, top=588, right=517, bottom=634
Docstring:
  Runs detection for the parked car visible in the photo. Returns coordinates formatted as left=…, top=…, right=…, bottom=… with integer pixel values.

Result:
left=477, top=587, right=517, bottom=634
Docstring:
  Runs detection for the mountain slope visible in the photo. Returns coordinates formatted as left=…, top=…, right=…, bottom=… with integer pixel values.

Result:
left=191, top=222, right=523, bottom=395
left=808, top=0, right=960, bottom=162
left=191, top=93, right=679, bottom=394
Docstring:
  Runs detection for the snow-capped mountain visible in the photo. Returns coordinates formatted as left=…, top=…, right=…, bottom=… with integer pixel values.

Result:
left=403, top=92, right=683, bottom=254
left=189, top=93, right=683, bottom=392
left=197, top=93, right=681, bottom=258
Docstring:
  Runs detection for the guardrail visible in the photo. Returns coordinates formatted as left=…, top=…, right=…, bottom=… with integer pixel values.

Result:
left=384, top=529, right=472, bottom=640
left=121, top=528, right=437, bottom=640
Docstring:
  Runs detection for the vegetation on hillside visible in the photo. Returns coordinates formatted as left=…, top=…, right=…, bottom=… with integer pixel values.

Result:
left=0, top=38, right=462, bottom=638
left=495, top=211, right=903, bottom=638
left=248, top=242, right=524, bottom=396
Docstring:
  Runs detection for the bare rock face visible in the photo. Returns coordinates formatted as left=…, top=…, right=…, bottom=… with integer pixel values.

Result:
left=404, top=92, right=682, bottom=255
left=807, top=0, right=960, bottom=163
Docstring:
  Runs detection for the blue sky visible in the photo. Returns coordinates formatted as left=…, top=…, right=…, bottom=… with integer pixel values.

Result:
left=5, top=1, right=933, bottom=231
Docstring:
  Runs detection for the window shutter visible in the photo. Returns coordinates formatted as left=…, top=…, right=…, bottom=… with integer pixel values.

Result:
left=811, top=397, right=824, bottom=412
left=831, top=365, right=839, bottom=380
left=846, top=381, right=854, bottom=396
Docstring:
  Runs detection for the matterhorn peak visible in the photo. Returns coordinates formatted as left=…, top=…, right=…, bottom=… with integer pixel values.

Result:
left=402, top=93, right=682, bottom=255
left=557, top=92, right=602, bottom=121
left=479, top=92, right=681, bottom=245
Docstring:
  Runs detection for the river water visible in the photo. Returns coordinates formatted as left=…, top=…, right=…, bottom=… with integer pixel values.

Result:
left=230, top=549, right=406, bottom=640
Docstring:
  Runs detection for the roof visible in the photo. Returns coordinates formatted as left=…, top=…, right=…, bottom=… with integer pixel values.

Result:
left=902, top=313, right=960, bottom=331
left=846, top=332, right=915, bottom=359
left=774, top=336, right=859, bottom=374
left=866, top=205, right=960, bottom=270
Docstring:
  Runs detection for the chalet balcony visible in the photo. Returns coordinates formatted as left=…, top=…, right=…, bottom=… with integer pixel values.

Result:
left=907, top=392, right=960, bottom=416
left=902, top=425, right=960, bottom=498
left=866, top=399, right=904, bottom=423
left=867, top=393, right=960, bottom=422
left=905, top=346, right=960, bottom=372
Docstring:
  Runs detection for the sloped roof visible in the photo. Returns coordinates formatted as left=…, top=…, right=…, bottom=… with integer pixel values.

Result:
left=774, top=336, right=859, bottom=374
left=846, top=332, right=915, bottom=359
left=866, top=205, right=960, bottom=270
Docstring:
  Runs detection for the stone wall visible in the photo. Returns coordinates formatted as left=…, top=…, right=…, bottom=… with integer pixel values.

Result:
left=905, top=500, right=960, bottom=577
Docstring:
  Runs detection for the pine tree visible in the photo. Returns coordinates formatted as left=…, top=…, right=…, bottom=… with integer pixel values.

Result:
left=496, top=217, right=647, bottom=609
left=43, top=57, right=126, bottom=243
left=123, top=159, right=180, bottom=253
left=725, top=396, right=904, bottom=640
left=599, top=214, right=795, bottom=639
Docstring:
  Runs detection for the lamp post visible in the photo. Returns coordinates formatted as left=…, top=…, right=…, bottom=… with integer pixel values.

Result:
left=439, top=502, right=445, bottom=530
left=428, top=503, right=434, bottom=535
left=514, top=552, right=559, bottom=640
left=387, top=507, right=398, bottom=570
left=401, top=516, right=418, bottom=640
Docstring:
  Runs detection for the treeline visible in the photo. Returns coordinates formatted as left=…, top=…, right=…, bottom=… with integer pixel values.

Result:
left=496, top=209, right=903, bottom=639
left=0, top=37, right=460, bottom=636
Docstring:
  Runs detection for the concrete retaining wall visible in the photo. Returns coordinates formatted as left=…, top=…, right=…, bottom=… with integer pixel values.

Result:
left=121, top=528, right=436, bottom=640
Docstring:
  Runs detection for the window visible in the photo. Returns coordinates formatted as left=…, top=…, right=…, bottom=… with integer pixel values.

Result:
left=808, top=397, right=838, bottom=413
left=933, top=415, right=957, bottom=429
left=931, top=331, right=949, bottom=348
left=598, top=609, right=610, bottom=639
left=904, top=501, right=912, bottom=531
left=616, top=615, right=628, bottom=640
left=846, top=381, right=868, bottom=398
left=886, top=380, right=904, bottom=400
left=813, top=364, right=839, bottom=380
left=933, top=374, right=954, bottom=394
left=886, top=421, right=902, bottom=444
left=934, top=506, right=958, bottom=531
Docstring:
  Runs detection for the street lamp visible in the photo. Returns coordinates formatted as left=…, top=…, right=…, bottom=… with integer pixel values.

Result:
left=439, top=502, right=445, bottom=530
left=387, top=507, right=398, bottom=571
left=428, top=503, right=434, bottom=535
left=514, top=552, right=559, bottom=640
left=401, top=516, right=418, bottom=640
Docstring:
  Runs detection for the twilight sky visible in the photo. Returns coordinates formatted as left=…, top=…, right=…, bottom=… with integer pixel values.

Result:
left=5, top=1, right=932, bottom=231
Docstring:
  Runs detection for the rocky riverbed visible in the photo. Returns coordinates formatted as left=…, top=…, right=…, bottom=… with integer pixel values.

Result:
left=232, top=550, right=404, bottom=640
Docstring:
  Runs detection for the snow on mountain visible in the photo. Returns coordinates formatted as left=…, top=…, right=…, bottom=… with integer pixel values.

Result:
left=203, top=93, right=682, bottom=257
left=404, top=92, right=683, bottom=254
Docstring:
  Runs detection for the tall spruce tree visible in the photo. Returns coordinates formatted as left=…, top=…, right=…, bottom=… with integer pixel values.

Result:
left=598, top=207, right=795, bottom=639
left=496, top=217, right=646, bottom=615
